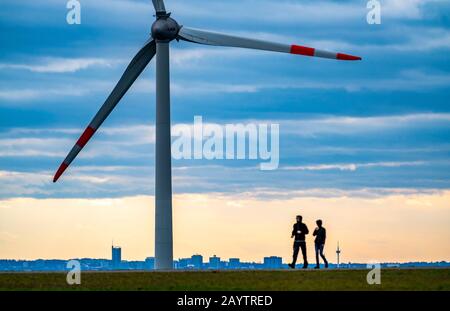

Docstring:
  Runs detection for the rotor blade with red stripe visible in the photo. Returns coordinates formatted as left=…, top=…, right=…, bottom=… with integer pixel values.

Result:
left=53, top=39, right=157, bottom=182
left=178, top=27, right=361, bottom=61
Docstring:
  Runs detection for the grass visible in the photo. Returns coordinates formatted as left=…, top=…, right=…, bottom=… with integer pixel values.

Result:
left=0, top=269, right=449, bottom=291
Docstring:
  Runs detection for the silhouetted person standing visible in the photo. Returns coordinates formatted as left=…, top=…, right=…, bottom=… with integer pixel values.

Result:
left=289, top=215, right=309, bottom=269
left=313, top=219, right=328, bottom=269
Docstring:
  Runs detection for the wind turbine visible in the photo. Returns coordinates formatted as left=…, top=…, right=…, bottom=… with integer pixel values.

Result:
left=53, top=0, right=361, bottom=270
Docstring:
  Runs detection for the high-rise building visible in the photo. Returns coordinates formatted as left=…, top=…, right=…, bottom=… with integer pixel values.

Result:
left=209, top=255, right=220, bottom=269
left=111, top=245, right=121, bottom=269
left=263, top=256, right=282, bottom=269
left=191, top=254, right=203, bottom=270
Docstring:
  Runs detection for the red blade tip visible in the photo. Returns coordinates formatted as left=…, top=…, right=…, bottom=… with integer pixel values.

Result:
left=53, top=162, right=68, bottom=183
left=337, top=53, right=362, bottom=61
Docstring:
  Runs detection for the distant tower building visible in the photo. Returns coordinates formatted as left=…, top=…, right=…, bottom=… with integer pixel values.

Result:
left=191, top=254, right=203, bottom=270
left=209, top=255, right=220, bottom=269
left=111, top=245, right=122, bottom=269
left=336, top=242, right=341, bottom=269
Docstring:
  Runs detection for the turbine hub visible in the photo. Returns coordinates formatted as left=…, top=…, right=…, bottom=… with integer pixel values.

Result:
left=151, top=15, right=180, bottom=42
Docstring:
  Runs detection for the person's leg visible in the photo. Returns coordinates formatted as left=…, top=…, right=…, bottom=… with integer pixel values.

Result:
left=300, top=242, right=308, bottom=268
left=319, top=244, right=328, bottom=267
left=292, top=242, right=299, bottom=265
left=315, top=243, right=320, bottom=268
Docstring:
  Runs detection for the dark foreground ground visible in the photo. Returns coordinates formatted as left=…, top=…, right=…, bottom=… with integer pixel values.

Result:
left=0, top=269, right=449, bottom=291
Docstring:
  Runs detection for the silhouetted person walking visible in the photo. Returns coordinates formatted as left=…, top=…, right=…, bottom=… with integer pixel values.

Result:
left=289, top=215, right=309, bottom=269
left=313, top=219, right=328, bottom=269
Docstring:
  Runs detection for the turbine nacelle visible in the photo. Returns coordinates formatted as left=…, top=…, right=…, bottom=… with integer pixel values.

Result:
left=151, top=15, right=180, bottom=42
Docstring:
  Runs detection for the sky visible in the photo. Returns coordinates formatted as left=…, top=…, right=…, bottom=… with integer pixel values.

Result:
left=0, top=0, right=449, bottom=263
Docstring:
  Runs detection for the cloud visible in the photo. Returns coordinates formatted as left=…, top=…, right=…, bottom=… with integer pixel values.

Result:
left=0, top=125, right=155, bottom=158
left=0, top=163, right=447, bottom=199
left=0, top=158, right=447, bottom=199
left=1, top=0, right=449, bottom=202
left=0, top=57, right=121, bottom=73
left=282, top=113, right=450, bottom=137
left=273, top=70, right=450, bottom=92
left=98, top=125, right=156, bottom=144
left=298, top=27, right=450, bottom=53
left=231, top=186, right=446, bottom=200
left=0, top=168, right=153, bottom=197
left=170, top=47, right=253, bottom=66
left=378, top=29, right=450, bottom=52
left=1, top=113, right=448, bottom=158
left=7, top=0, right=438, bottom=25
left=282, top=161, right=427, bottom=172
left=0, top=87, right=89, bottom=101
left=125, top=70, right=450, bottom=96
left=380, top=0, right=450, bottom=20
left=0, top=170, right=53, bottom=197
left=0, top=137, right=69, bottom=157
left=171, top=0, right=437, bottom=23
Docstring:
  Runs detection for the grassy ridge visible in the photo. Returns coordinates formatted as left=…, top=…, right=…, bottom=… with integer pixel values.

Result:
left=0, top=269, right=449, bottom=291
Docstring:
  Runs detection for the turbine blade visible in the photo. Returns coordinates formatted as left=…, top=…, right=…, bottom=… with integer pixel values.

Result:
left=53, top=39, right=157, bottom=182
left=152, top=0, right=166, bottom=14
left=178, top=27, right=361, bottom=61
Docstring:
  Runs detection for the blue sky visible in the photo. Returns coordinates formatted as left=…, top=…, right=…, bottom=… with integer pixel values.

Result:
left=1, top=0, right=450, bottom=199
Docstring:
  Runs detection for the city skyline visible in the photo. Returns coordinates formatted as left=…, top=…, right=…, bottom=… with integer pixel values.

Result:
left=1, top=0, right=449, bottom=263
left=3, top=248, right=449, bottom=272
